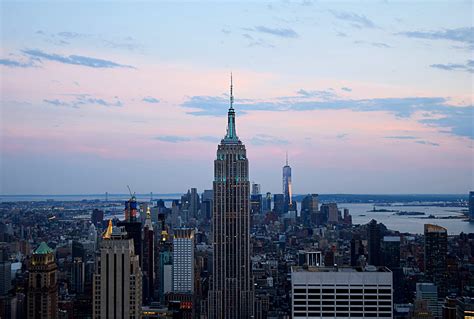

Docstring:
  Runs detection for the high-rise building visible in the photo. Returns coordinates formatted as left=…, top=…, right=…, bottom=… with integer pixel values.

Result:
left=142, top=207, right=155, bottom=305
left=469, top=191, right=474, bottom=222
left=291, top=265, right=393, bottom=318
left=263, top=192, right=272, bottom=213
left=209, top=76, right=254, bottom=319
left=301, top=194, right=318, bottom=226
left=321, top=203, right=338, bottom=225
left=116, top=195, right=143, bottom=271
left=282, top=153, right=293, bottom=213
left=273, top=194, right=285, bottom=215
left=93, top=221, right=142, bottom=318
left=27, top=242, right=58, bottom=319
left=367, top=219, right=382, bottom=266
left=416, top=283, right=440, bottom=318
left=71, top=257, right=85, bottom=294
left=382, top=236, right=401, bottom=269
left=424, top=224, right=447, bottom=297
left=251, top=183, right=261, bottom=195
left=201, top=190, right=214, bottom=221
left=350, top=235, right=365, bottom=267
left=91, top=209, right=104, bottom=227
left=172, top=228, right=195, bottom=293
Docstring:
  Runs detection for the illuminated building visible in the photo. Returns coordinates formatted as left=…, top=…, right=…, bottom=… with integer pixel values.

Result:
left=93, top=221, right=142, bottom=318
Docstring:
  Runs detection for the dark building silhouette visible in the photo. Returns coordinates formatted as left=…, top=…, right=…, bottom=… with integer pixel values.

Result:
left=367, top=219, right=382, bottom=266
left=350, top=235, right=365, bottom=267
left=116, top=195, right=142, bottom=272
left=273, top=194, right=284, bottom=215
left=142, top=207, right=154, bottom=305
left=424, top=224, right=448, bottom=297
left=91, top=209, right=104, bottom=227
left=301, top=194, right=318, bottom=226
left=382, top=236, right=401, bottom=269
left=469, top=191, right=474, bottom=222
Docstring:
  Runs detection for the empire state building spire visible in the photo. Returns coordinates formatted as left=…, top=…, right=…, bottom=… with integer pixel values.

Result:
left=224, top=73, right=239, bottom=143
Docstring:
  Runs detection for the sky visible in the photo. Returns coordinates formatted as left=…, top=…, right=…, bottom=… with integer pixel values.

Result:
left=0, top=0, right=473, bottom=195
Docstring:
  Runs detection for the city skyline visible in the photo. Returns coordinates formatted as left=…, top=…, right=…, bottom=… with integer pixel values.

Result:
left=1, top=1, right=473, bottom=195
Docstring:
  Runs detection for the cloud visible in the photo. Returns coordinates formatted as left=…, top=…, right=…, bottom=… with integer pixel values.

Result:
left=371, top=42, right=392, bottom=48
left=297, top=89, right=337, bottom=100
left=384, top=136, right=418, bottom=140
left=57, top=31, right=88, bottom=39
left=331, top=11, right=376, bottom=29
left=221, top=28, right=231, bottom=35
left=0, top=58, right=35, bottom=68
left=336, top=133, right=348, bottom=139
left=430, top=60, right=474, bottom=73
left=354, top=40, right=392, bottom=48
left=250, top=134, right=289, bottom=146
left=251, top=26, right=298, bottom=38
left=397, top=27, right=474, bottom=47
left=43, top=94, right=123, bottom=108
left=336, top=31, right=347, bottom=37
left=155, top=136, right=191, bottom=143
left=242, top=33, right=275, bottom=48
left=181, top=94, right=473, bottom=139
left=421, top=106, right=473, bottom=139
left=142, top=96, right=160, bottom=103
left=22, top=49, right=134, bottom=69
left=415, top=140, right=440, bottom=146
left=341, top=87, right=352, bottom=92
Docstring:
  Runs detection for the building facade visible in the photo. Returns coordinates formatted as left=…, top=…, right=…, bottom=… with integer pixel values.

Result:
left=93, top=221, right=142, bottom=318
left=172, top=228, right=195, bottom=293
left=27, top=242, right=58, bottom=319
left=424, top=224, right=447, bottom=297
left=282, top=154, right=293, bottom=213
left=291, top=266, right=393, bottom=319
left=209, top=76, right=254, bottom=319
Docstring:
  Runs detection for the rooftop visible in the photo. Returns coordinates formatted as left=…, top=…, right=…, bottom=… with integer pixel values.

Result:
left=33, top=242, right=53, bottom=255
left=292, top=265, right=391, bottom=273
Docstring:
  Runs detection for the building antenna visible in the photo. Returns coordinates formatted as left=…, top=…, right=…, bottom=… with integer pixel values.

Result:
left=286, top=151, right=288, bottom=166
left=230, top=72, right=234, bottom=109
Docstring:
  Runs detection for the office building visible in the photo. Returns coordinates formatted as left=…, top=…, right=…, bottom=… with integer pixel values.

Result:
left=321, top=203, right=338, bottom=225
left=251, top=183, right=261, bottom=195
left=382, top=236, right=401, bottom=269
left=27, top=242, right=58, bottom=319
left=142, top=207, right=155, bottom=305
left=301, top=194, right=318, bottom=226
left=367, top=219, right=382, bottom=266
left=71, top=257, right=85, bottom=294
left=116, top=195, right=143, bottom=271
left=263, top=192, right=272, bottom=213
left=209, top=76, right=254, bottom=319
left=273, top=194, right=285, bottom=215
left=172, top=228, right=195, bottom=293
left=424, top=224, right=447, bottom=297
left=416, top=283, right=440, bottom=318
left=283, top=153, right=293, bottom=213
left=93, top=221, right=142, bottom=318
left=291, top=265, right=393, bottom=318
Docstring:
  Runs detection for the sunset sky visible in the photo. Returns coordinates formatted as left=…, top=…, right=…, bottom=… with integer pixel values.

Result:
left=1, top=1, right=472, bottom=194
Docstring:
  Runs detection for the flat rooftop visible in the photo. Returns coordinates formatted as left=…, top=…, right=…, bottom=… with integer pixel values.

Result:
left=292, top=266, right=391, bottom=273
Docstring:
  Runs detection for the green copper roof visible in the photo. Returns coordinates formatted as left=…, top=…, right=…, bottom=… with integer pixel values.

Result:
left=33, top=242, right=53, bottom=255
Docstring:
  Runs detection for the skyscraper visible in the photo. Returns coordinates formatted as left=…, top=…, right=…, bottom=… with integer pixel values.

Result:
left=424, top=224, right=447, bottom=297
left=93, top=221, right=142, bottom=318
left=282, top=153, right=293, bottom=213
left=142, top=207, right=155, bottom=305
left=172, top=228, right=195, bottom=293
left=368, top=219, right=382, bottom=266
left=209, top=75, right=254, bottom=319
left=27, top=242, right=58, bottom=319
left=117, top=195, right=142, bottom=270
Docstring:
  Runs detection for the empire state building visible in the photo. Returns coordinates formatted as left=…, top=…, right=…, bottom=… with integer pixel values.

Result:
left=209, top=76, right=254, bottom=319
